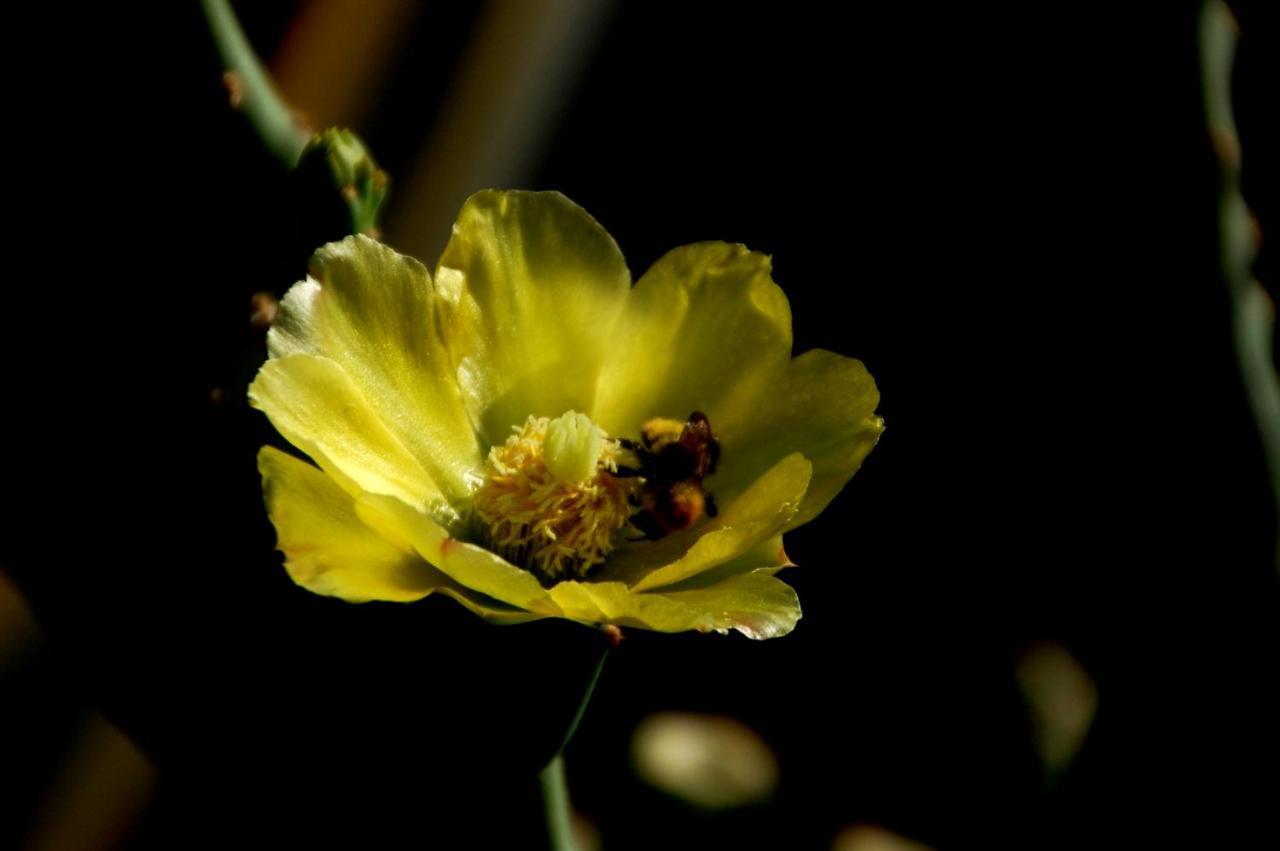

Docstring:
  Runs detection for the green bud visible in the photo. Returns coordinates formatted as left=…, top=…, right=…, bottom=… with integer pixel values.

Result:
left=294, top=127, right=389, bottom=239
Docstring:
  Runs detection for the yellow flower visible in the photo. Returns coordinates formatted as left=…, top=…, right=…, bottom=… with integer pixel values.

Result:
left=249, top=190, right=883, bottom=639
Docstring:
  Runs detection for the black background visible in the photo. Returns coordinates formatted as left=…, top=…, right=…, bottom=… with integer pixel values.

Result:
left=5, top=2, right=1277, bottom=848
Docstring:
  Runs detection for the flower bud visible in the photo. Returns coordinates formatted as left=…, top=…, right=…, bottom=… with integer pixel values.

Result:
left=292, top=127, right=389, bottom=242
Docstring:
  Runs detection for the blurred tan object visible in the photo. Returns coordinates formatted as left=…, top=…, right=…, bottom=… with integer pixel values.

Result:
left=249, top=290, right=280, bottom=330
left=1015, top=641, right=1098, bottom=779
left=387, top=0, right=614, bottom=262
left=833, top=824, right=934, bottom=851
left=22, top=713, right=156, bottom=851
left=631, top=711, right=778, bottom=810
left=570, top=811, right=601, bottom=851
left=273, top=0, right=418, bottom=131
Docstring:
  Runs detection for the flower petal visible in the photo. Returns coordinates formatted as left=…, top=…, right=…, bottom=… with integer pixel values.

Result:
left=268, top=235, right=482, bottom=505
left=353, top=491, right=561, bottom=616
left=549, top=571, right=801, bottom=640
left=593, top=242, right=792, bottom=440
left=712, top=350, right=883, bottom=530
left=258, top=446, right=537, bottom=624
left=249, top=354, right=457, bottom=526
left=620, top=454, right=812, bottom=592
left=434, top=190, right=631, bottom=444
left=664, top=535, right=792, bottom=591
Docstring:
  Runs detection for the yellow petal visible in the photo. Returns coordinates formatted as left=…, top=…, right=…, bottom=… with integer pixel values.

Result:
left=549, top=570, right=801, bottom=640
left=258, top=446, right=536, bottom=624
left=668, top=535, right=792, bottom=591
left=435, top=190, right=631, bottom=444
left=268, top=235, right=482, bottom=505
left=249, top=353, right=457, bottom=526
left=353, top=491, right=561, bottom=616
left=617, top=454, right=812, bottom=592
left=712, top=349, right=883, bottom=530
left=593, top=242, right=792, bottom=440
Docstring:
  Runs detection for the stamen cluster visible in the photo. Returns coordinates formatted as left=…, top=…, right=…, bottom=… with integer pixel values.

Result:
left=474, top=414, right=637, bottom=586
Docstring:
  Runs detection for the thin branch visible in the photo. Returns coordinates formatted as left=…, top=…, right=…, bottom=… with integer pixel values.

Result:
left=201, top=0, right=310, bottom=166
left=1199, top=0, right=1280, bottom=542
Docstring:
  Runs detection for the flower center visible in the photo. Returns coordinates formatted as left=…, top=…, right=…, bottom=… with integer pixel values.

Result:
left=473, top=411, right=638, bottom=587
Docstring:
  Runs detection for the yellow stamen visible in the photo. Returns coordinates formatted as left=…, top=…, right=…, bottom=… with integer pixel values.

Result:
left=474, top=413, right=637, bottom=586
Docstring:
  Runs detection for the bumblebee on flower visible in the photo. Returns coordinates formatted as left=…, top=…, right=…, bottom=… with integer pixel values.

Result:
left=250, top=190, right=882, bottom=639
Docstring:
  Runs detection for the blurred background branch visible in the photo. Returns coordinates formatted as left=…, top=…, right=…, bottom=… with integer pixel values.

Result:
left=386, top=0, right=614, bottom=261
left=1200, top=0, right=1280, bottom=550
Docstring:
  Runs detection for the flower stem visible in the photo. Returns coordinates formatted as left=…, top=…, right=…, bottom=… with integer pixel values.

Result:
left=539, top=637, right=610, bottom=851
left=539, top=755, right=575, bottom=851
left=199, top=0, right=310, bottom=166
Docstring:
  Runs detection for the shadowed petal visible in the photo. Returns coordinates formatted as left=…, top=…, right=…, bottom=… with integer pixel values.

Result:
left=258, top=447, right=537, bottom=623
left=711, top=350, right=883, bottom=530
left=667, top=535, right=792, bottom=591
left=354, top=491, right=561, bottom=616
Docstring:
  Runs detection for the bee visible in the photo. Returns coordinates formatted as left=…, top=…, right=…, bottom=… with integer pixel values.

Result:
left=614, top=411, right=721, bottom=541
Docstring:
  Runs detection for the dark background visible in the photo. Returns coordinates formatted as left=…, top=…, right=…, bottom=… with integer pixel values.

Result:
left=5, top=1, right=1277, bottom=848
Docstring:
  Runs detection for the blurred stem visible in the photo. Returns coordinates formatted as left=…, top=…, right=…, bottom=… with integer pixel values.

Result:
left=1200, top=1, right=1280, bottom=538
left=200, top=0, right=310, bottom=166
left=538, top=640, right=609, bottom=851
left=539, top=756, right=575, bottom=851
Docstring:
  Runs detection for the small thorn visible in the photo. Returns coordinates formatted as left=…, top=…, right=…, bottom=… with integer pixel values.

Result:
left=1210, top=126, right=1240, bottom=170
left=290, top=109, right=316, bottom=138
left=222, top=71, right=244, bottom=109
left=249, top=291, right=279, bottom=330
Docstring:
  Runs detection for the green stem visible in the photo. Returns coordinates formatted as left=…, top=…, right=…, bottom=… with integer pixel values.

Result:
left=200, top=0, right=310, bottom=166
left=538, top=639, right=610, bottom=851
left=555, top=640, right=609, bottom=755
left=1200, top=1, right=1280, bottom=536
left=539, top=755, right=575, bottom=851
